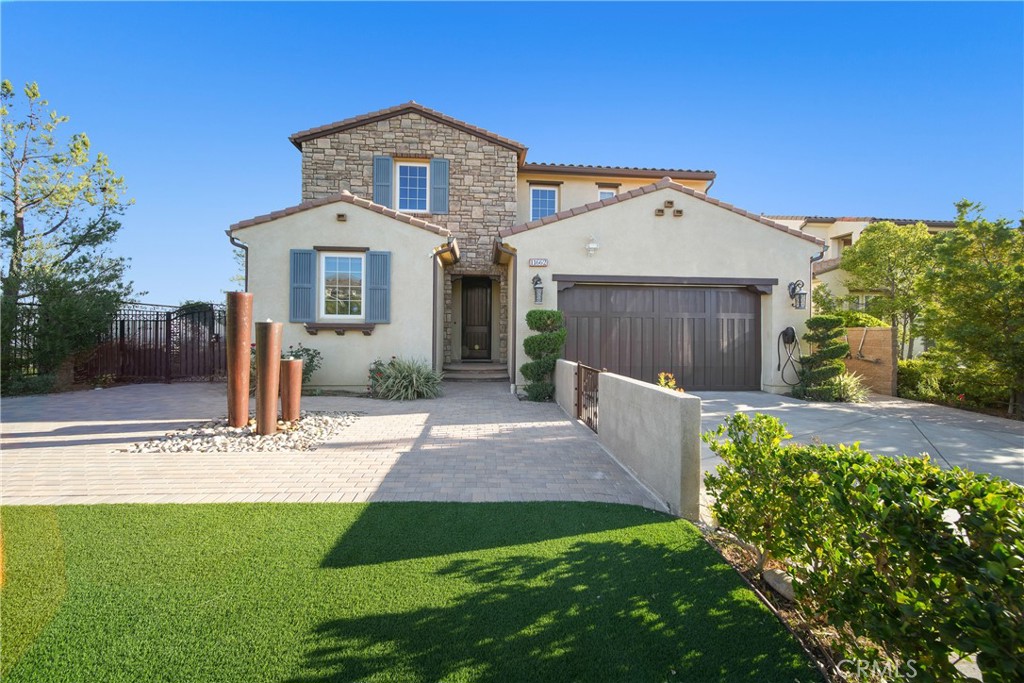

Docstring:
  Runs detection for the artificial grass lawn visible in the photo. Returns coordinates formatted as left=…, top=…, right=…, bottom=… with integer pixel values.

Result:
left=1, top=503, right=821, bottom=682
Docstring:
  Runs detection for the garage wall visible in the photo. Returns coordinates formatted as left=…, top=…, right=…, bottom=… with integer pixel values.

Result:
left=233, top=202, right=445, bottom=390
left=503, top=187, right=822, bottom=394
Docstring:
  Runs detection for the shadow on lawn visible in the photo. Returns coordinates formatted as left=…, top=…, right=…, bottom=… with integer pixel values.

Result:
left=320, top=502, right=670, bottom=569
left=300, top=534, right=819, bottom=683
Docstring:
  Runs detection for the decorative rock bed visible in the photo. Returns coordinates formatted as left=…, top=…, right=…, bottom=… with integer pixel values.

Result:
left=119, top=411, right=360, bottom=453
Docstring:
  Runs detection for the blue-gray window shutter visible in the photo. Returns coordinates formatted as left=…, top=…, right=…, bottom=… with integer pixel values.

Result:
left=373, top=156, right=393, bottom=208
left=430, top=158, right=449, bottom=214
left=289, top=249, right=317, bottom=323
left=365, top=251, right=391, bottom=324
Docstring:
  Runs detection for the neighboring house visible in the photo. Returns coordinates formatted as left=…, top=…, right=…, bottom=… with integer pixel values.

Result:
left=229, top=102, right=838, bottom=394
left=769, top=216, right=955, bottom=317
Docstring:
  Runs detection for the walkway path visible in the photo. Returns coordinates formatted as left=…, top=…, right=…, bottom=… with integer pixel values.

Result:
left=1, top=382, right=664, bottom=510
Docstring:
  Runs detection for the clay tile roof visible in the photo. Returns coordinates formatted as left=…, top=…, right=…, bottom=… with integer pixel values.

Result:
left=768, top=215, right=954, bottom=228
left=812, top=256, right=843, bottom=275
left=499, top=177, right=824, bottom=246
left=289, top=101, right=527, bottom=162
left=228, top=191, right=451, bottom=236
left=520, top=162, right=716, bottom=181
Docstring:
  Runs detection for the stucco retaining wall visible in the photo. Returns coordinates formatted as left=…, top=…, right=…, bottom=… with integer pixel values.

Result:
left=598, top=372, right=701, bottom=520
left=554, top=359, right=578, bottom=417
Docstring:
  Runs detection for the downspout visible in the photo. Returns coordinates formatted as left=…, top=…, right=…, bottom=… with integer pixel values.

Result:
left=494, top=240, right=518, bottom=392
left=704, top=177, right=715, bottom=195
left=227, top=231, right=249, bottom=292
left=808, top=245, right=828, bottom=317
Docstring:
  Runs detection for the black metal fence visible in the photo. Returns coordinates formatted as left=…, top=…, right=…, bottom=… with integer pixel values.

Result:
left=11, top=301, right=227, bottom=384
left=577, top=362, right=601, bottom=433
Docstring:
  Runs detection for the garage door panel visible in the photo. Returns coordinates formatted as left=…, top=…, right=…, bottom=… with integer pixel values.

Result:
left=560, top=284, right=760, bottom=390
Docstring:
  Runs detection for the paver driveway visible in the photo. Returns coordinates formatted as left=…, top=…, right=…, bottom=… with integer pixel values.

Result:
left=1, top=382, right=663, bottom=509
left=696, top=391, right=1024, bottom=483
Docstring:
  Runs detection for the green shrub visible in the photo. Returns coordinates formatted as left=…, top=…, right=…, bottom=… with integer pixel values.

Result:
left=524, top=381, right=554, bottom=402
left=0, top=373, right=56, bottom=396
left=522, top=329, right=567, bottom=359
left=704, top=413, right=1024, bottom=682
left=826, top=371, right=869, bottom=403
left=520, top=356, right=557, bottom=383
left=369, top=357, right=443, bottom=400
left=796, top=315, right=850, bottom=401
left=519, top=309, right=565, bottom=402
left=836, top=309, right=887, bottom=328
left=524, top=309, right=565, bottom=333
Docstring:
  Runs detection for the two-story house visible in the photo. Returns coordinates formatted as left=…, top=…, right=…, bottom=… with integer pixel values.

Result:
left=228, top=102, right=877, bottom=394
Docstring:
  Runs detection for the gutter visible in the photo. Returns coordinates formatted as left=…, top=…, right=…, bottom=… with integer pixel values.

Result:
left=227, top=231, right=249, bottom=292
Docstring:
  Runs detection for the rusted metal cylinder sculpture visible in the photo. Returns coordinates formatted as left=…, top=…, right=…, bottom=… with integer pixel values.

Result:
left=280, top=358, right=303, bottom=422
left=255, top=321, right=283, bottom=436
left=226, top=292, right=254, bottom=428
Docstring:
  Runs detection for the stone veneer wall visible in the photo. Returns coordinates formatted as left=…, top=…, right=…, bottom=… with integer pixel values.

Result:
left=300, top=112, right=519, bottom=363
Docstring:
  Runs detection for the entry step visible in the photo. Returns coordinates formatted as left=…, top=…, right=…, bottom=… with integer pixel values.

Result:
left=443, top=362, right=510, bottom=382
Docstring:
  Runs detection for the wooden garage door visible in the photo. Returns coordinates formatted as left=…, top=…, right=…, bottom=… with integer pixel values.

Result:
left=559, top=285, right=761, bottom=390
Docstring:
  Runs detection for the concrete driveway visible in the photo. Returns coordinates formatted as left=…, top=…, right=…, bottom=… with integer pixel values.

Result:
left=694, top=391, right=1024, bottom=484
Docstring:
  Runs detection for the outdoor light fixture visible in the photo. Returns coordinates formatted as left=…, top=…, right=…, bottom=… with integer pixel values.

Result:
left=585, top=236, right=600, bottom=257
left=788, top=280, right=807, bottom=310
left=532, top=274, right=544, bottom=304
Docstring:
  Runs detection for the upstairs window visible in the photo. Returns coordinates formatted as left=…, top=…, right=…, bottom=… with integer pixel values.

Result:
left=397, top=162, right=429, bottom=212
left=530, top=187, right=558, bottom=221
left=598, top=189, right=616, bottom=201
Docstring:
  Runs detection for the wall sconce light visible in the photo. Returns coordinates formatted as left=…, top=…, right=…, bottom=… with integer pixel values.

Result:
left=585, top=236, right=600, bottom=257
left=788, top=280, right=807, bottom=310
left=532, top=274, right=544, bottom=304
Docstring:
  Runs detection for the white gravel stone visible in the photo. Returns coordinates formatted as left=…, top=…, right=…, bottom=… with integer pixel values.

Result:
left=118, top=411, right=360, bottom=453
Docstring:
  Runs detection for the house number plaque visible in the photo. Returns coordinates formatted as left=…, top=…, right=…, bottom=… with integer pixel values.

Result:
left=528, top=258, right=549, bottom=267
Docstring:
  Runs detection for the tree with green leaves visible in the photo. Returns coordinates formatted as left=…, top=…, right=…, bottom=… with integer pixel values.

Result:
left=920, top=201, right=1024, bottom=418
left=1, top=81, right=134, bottom=383
left=840, top=220, right=934, bottom=360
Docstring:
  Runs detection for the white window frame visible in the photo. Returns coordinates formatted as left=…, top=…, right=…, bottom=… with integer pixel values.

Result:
left=319, top=251, right=366, bottom=321
left=530, top=186, right=559, bottom=221
left=395, top=161, right=430, bottom=213
left=598, top=189, right=617, bottom=201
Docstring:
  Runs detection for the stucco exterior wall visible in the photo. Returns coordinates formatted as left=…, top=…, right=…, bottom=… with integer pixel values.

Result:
left=598, top=372, right=702, bottom=520
left=516, top=174, right=709, bottom=225
left=232, top=202, right=446, bottom=389
left=503, top=188, right=822, bottom=394
left=554, top=358, right=578, bottom=417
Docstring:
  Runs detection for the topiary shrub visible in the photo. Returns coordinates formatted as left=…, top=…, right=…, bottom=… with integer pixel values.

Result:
left=519, top=309, right=566, bottom=401
left=795, top=315, right=850, bottom=401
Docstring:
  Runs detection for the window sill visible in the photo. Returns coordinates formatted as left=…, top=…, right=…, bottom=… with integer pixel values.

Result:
left=304, top=323, right=376, bottom=336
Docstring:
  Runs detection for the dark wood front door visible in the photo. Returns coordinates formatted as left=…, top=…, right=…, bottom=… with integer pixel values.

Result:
left=462, top=278, right=492, bottom=360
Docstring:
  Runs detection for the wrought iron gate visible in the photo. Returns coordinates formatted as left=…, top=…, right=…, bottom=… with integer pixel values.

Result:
left=577, top=362, right=601, bottom=433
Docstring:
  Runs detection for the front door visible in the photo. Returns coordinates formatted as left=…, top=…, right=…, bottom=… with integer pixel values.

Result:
left=462, top=277, right=491, bottom=360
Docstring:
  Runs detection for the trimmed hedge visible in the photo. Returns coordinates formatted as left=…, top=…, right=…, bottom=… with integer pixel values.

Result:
left=704, top=413, right=1024, bottom=682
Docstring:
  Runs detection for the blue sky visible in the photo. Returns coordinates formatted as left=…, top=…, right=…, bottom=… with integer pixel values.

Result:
left=3, top=1, right=1022, bottom=304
